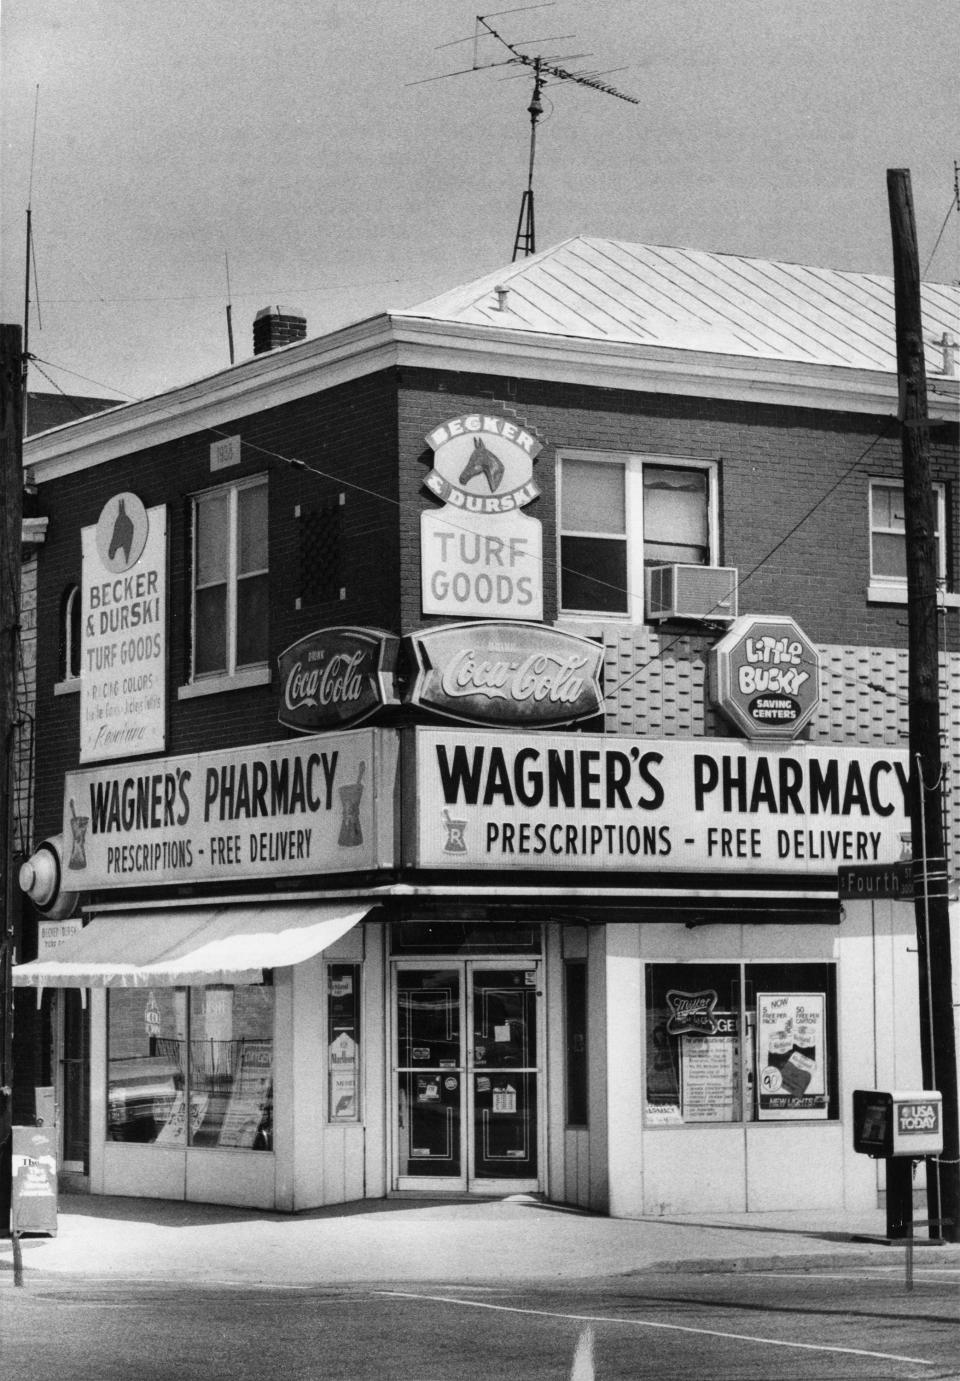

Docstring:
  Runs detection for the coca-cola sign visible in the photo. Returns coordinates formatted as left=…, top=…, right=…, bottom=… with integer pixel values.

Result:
left=407, top=622, right=604, bottom=728
left=278, top=627, right=399, bottom=734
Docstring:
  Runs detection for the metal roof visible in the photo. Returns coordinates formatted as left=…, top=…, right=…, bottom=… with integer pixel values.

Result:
left=400, top=236, right=960, bottom=377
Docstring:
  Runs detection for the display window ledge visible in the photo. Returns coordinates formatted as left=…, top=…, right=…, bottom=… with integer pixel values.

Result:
left=867, top=583, right=960, bottom=608
left=178, top=665, right=271, bottom=700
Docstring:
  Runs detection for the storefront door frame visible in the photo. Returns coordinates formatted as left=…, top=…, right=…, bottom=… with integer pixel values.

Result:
left=390, top=958, right=543, bottom=1195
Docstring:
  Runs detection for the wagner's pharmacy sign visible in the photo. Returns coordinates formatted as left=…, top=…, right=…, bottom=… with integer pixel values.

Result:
left=410, top=728, right=911, bottom=874
left=62, top=729, right=398, bottom=888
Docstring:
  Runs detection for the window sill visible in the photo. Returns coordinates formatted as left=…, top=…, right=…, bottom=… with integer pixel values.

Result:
left=178, top=665, right=271, bottom=700
left=867, top=584, right=960, bottom=608
left=54, top=678, right=80, bottom=696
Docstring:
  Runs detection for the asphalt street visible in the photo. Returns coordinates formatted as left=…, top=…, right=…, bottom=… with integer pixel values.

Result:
left=3, top=1261, right=958, bottom=1380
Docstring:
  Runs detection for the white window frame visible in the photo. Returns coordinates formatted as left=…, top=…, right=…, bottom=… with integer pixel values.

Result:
left=557, top=451, right=719, bottom=622
left=54, top=584, right=82, bottom=696
left=867, top=478, right=954, bottom=606
left=180, top=474, right=269, bottom=699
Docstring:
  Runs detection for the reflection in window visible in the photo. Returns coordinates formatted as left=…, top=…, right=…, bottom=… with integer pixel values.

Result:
left=192, top=475, right=268, bottom=678
left=869, top=479, right=946, bottom=586
left=60, top=584, right=82, bottom=681
left=107, top=984, right=274, bottom=1149
left=559, top=453, right=717, bottom=618
left=644, top=962, right=837, bottom=1126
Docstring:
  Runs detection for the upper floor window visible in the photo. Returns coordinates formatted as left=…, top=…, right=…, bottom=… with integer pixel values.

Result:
left=192, top=476, right=268, bottom=679
left=869, top=479, right=946, bottom=590
left=59, top=584, right=81, bottom=683
left=559, top=453, right=717, bottom=618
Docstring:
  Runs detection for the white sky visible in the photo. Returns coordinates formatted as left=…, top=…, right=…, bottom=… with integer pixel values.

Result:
left=2, top=0, right=958, bottom=403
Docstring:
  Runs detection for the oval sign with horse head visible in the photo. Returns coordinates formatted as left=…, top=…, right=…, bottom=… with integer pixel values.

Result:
left=423, top=414, right=542, bottom=514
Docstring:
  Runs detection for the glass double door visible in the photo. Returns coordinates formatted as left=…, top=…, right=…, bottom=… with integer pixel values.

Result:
left=393, top=961, right=540, bottom=1193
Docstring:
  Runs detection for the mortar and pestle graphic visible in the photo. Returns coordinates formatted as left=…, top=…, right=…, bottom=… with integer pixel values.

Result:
left=67, top=798, right=89, bottom=870
left=338, top=762, right=365, bottom=847
left=442, top=809, right=467, bottom=854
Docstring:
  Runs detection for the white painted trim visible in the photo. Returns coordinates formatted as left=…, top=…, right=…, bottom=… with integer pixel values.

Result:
left=177, top=664, right=271, bottom=700
left=53, top=677, right=80, bottom=697
left=25, top=314, right=950, bottom=486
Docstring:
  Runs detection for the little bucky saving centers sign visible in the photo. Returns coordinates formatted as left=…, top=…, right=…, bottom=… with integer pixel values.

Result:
left=421, top=414, right=543, bottom=620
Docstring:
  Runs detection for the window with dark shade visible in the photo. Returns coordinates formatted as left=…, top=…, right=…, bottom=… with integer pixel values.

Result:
left=565, top=960, right=588, bottom=1127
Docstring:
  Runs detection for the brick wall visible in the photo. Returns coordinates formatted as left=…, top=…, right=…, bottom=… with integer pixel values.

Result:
left=32, top=370, right=401, bottom=841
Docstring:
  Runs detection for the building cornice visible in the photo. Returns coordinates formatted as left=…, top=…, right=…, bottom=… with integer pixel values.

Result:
left=24, top=313, right=958, bottom=484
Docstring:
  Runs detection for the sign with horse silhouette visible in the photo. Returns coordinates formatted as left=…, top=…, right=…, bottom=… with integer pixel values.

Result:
left=420, top=414, right=544, bottom=620
left=80, top=492, right=167, bottom=762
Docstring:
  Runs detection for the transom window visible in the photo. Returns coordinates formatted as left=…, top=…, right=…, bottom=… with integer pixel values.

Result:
left=559, top=453, right=717, bottom=618
left=192, top=476, right=268, bottom=678
left=869, top=479, right=946, bottom=587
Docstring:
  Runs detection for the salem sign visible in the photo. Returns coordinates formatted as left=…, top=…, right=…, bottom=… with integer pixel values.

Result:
left=407, top=622, right=604, bottom=727
left=277, top=627, right=399, bottom=733
left=710, top=615, right=821, bottom=740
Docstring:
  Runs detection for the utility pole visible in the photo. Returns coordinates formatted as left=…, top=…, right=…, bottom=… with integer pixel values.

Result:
left=0, top=323, right=25, bottom=1236
left=887, top=168, right=960, bottom=1244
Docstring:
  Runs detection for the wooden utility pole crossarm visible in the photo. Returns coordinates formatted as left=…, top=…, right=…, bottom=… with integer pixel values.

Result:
left=887, top=169, right=960, bottom=1245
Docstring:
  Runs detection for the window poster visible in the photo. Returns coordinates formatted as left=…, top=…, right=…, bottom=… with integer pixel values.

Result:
left=756, top=992, right=827, bottom=1121
left=680, top=1028, right=739, bottom=1123
left=218, top=1041, right=273, bottom=1147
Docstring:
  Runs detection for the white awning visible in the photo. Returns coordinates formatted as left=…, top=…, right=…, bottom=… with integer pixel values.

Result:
left=12, top=902, right=370, bottom=988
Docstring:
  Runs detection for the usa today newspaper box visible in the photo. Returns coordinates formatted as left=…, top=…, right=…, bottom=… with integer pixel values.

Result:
left=853, top=1089, right=943, bottom=1240
left=853, top=1089, right=944, bottom=1159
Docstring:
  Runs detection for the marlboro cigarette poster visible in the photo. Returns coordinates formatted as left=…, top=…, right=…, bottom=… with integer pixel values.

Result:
left=757, top=992, right=827, bottom=1121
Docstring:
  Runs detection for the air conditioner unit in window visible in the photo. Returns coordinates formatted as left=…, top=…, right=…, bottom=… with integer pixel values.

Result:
left=645, top=564, right=739, bottom=622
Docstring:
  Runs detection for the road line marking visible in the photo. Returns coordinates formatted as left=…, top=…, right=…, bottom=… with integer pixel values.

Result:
left=379, top=1290, right=933, bottom=1367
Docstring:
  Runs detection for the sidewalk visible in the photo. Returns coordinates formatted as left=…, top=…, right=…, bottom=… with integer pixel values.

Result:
left=4, top=1194, right=959, bottom=1286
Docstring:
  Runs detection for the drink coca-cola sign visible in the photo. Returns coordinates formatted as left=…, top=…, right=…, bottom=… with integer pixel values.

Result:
left=278, top=627, right=399, bottom=734
left=407, top=622, right=604, bottom=727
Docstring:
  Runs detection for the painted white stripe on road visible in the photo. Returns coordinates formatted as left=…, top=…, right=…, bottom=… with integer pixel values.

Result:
left=380, top=1290, right=934, bottom=1367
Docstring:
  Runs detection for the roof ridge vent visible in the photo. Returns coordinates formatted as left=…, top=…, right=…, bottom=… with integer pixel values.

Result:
left=494, top=285, right=510, bottom=311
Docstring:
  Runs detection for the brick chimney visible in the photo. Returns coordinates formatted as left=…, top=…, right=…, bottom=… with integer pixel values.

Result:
left=253, top=305, right=307, bottom=355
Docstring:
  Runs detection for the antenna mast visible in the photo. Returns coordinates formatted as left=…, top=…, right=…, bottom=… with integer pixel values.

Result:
left=23, top=85, right=41, bottom=436
left=412, top=7, right=639, bottom=260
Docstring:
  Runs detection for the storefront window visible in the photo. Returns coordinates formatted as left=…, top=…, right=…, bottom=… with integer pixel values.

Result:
left=107, top=984, right=274, bottom=1149
left=644, top=962, right=837, bottom=1126
left=328, top=963, right=361, bottom=1122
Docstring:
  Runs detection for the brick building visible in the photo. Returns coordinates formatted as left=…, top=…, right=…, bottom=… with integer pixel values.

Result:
left=13, top=237, right=960, bottom=1216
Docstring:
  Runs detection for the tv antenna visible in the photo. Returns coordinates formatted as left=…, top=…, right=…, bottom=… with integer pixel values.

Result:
left=411, top=5, right=639, bottom=260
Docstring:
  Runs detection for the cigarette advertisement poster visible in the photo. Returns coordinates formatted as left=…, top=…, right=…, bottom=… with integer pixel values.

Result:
left=757, top=992, right=827, bottom=1120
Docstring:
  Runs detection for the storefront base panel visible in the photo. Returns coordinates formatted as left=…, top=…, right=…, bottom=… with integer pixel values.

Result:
left=743, top=1123, right=845, bottom=1212
left=98, top=1144, right=278, bottom=1210
left=642, top=1127, right=748, bottom=1215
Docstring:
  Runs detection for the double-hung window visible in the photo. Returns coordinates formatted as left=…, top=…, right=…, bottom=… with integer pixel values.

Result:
left=559, top=453, right=717, bottom=619
left=191, top=476, right=268, bottom=681
left=869, top=479, right=947, bottom=599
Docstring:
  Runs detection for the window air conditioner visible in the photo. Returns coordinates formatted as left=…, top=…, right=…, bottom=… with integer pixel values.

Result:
left=645, top=564, right=739, bottom=622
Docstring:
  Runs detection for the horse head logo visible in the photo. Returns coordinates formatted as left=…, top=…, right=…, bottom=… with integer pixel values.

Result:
left=459, top=437, right=505, bottom=494
left=108, top=498, right=135, bottom=567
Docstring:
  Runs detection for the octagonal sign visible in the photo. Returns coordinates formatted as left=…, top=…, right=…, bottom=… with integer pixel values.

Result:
left=710, top=615, right=821, bottom=740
